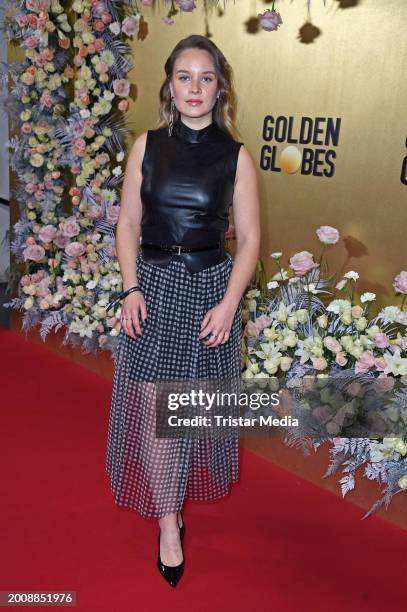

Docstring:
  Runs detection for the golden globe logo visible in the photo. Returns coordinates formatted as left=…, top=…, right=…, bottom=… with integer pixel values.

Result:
left=260, top=115, right=341, bottom=177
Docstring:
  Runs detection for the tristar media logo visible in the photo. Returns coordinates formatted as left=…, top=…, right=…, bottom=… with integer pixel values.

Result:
left=260, top=114, right=342, bottom=178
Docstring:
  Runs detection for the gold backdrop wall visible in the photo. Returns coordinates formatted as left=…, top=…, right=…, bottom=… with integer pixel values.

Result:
left=127, top=0, right=407, bottom=310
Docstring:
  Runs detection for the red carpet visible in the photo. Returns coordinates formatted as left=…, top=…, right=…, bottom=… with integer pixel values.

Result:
left=1, top=326, right=406, bottom=611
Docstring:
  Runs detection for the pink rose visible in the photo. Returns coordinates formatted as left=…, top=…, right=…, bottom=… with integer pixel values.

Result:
left=323, top=336, right=341, bottom=353
left=347, top=382, right=363, bottom=397
left=316, top=225, right=340, bottom=245
left=374, top=356, right=386, bottom=371
left=118, top=99, right=129, bottom=112
left=26, top=0, right=39, bottom=11
left=23, top=244, right=45, bottom=262
left=106, top=205, right=120, bottom=225
left=311, top=356, right=327, bottom=371
left=65, top=242, right=86, bottom=258
left=373, top=333, right=390, bottom=349
left=121, top=15, right=140, bottom=37
left=16, top=15, right=28, bottom=27
left=254, top=314, right=273, bottom=334
left=373, top=374, right=395, bottom=394
left=38, top=0, right=51, bottom=10
left=258, top=9, right=283, bottom=32
left=113, top=79, right=130, bottom=98
left=54, top=232, right=71, bottom=248
left=335, top=351, right=348, bottom=366
left=393, top=271, right=407, bottom=294
left=92, top=1, right=106, bottom=17
left=88, top=205, right=104, bottom=220
left=142, top=0, right=153, bottom=5
left=176, top=0, right=196, bottom=11
left=25, top=35, right=40, bottom=49
left=351, top=305, right=363, bottom=318
left=289, top=251, right=318, bottom=277
left=25, top=182, right=37, bottom=194
left=62, top=219, right=80, bottom=238
left=38, top=225, right=58, bottom=242
left=355, top=350, right=375, bottom=374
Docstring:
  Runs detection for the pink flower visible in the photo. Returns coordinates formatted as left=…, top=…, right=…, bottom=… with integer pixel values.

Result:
left=54, top=232, right=71, bottom=248
left=258, top=9, right=283, bottom=32
left=23, top=244, right=45, bottom=262
left=373, top=333, right=390, bottom=349
left=40, top=92, right=53, bottom=108
left=122, top=15, right=140, bottom=37
left=323, top=336, right=341, bottom=353
left=38, top=225, right=58, bottom=242
left=88, top=205, right=104, bottom=220
left=355, top=350, right=375, bottom=374
left=25, top=35, right=40, bottom=49
left=21, top=122, right=32, bottom=135
left=92, top=1, right=106, bottom=17
left=289, top=251, right=318, bottom=277
left=142, top=0, right=153, bottom=5
left=176, top=0, right=196, bottom=11
left=316, top=225, right=340, bottom=245
left=162, top=16, right=174, bottom=25
left=65, top=242, right=86, bottom=258
left=113, top=79, right=130, bottom=98
left=335, top=351, right=348, bottom=366
left=26, top=0, right=39, bottom=11
left=25, top=182, right=37, bottom=194
left=351, top=305, right=363, bottom=318
left=374, top=356, right=386, bottom=371
left=62, top=219, right=80, bottom=238
left=393, top=271, right=407, bottom=294
left=347, top=382, right=363, bottom=397
left=106, top=205, right=120, bottom=225
left=373, top=374, right=395, bottom=394
left=118, top=99, right=129, bottom=112
left=312, top=356, right=327, bottom=371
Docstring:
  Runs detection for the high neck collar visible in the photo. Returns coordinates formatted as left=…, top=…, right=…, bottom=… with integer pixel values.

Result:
left=172, top=117, right=218, bottom=143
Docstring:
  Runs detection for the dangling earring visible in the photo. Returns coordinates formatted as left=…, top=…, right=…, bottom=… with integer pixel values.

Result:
left=168, top=97, right=175, bottom=136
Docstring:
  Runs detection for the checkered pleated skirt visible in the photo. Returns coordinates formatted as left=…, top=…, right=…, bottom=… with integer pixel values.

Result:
left=105, top=252, right=243, bottom=519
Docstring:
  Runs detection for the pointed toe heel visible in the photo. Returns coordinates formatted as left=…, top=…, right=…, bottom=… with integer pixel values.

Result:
left=156, top=526, right=184, bottom=588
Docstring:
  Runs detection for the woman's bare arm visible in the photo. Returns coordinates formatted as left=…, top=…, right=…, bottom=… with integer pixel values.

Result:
left=115, top=132, right=149, bottom=339
left=198, top=146, right=261, bottom=347
left=221, top=145, right=261, bottom=309
left=116, top=131, right=148, bottom=292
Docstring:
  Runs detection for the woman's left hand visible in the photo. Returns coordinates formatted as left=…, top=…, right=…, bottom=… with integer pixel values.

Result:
left=198, top=300, right=237, bottom=348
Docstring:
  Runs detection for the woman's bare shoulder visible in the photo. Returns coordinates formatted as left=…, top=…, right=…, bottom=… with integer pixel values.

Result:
left=126, top=131, right=149, bottom=170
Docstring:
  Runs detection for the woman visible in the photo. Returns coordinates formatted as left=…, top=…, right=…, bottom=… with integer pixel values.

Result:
left=105, top=34, right=260, bottom=587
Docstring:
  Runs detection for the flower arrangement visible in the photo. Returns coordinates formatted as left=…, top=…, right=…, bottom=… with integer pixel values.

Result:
left=241, top=225, right=407, bottom=516
left=3, top=0, right=141, bottom=353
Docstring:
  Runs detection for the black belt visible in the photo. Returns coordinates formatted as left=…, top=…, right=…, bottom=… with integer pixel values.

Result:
left=141, top=242, right=219, bottom=255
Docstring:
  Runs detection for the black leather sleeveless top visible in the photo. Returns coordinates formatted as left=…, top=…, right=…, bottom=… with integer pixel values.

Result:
left=139, top=116, right=243, bottom=273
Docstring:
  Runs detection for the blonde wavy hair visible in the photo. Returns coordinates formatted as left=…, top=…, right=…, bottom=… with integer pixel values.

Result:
left=156, top=34, right=242, bottom=141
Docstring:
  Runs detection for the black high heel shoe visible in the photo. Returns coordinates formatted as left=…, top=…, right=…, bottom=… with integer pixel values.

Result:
left=157, top=524, right=184, bottom=588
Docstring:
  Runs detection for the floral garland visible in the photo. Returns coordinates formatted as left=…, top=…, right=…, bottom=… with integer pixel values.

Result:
left=241, top=225, right=407, bottom=516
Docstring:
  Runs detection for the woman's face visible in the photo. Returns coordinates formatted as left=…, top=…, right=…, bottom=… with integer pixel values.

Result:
left=169, top=48, right=219, bottom=124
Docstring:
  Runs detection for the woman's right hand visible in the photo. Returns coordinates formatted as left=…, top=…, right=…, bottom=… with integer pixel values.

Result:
left=120, top=291, right=148, bottom=339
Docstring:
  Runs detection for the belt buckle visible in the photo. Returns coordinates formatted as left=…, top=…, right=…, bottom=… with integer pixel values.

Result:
left=173, top=244, right=183, bottom=255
